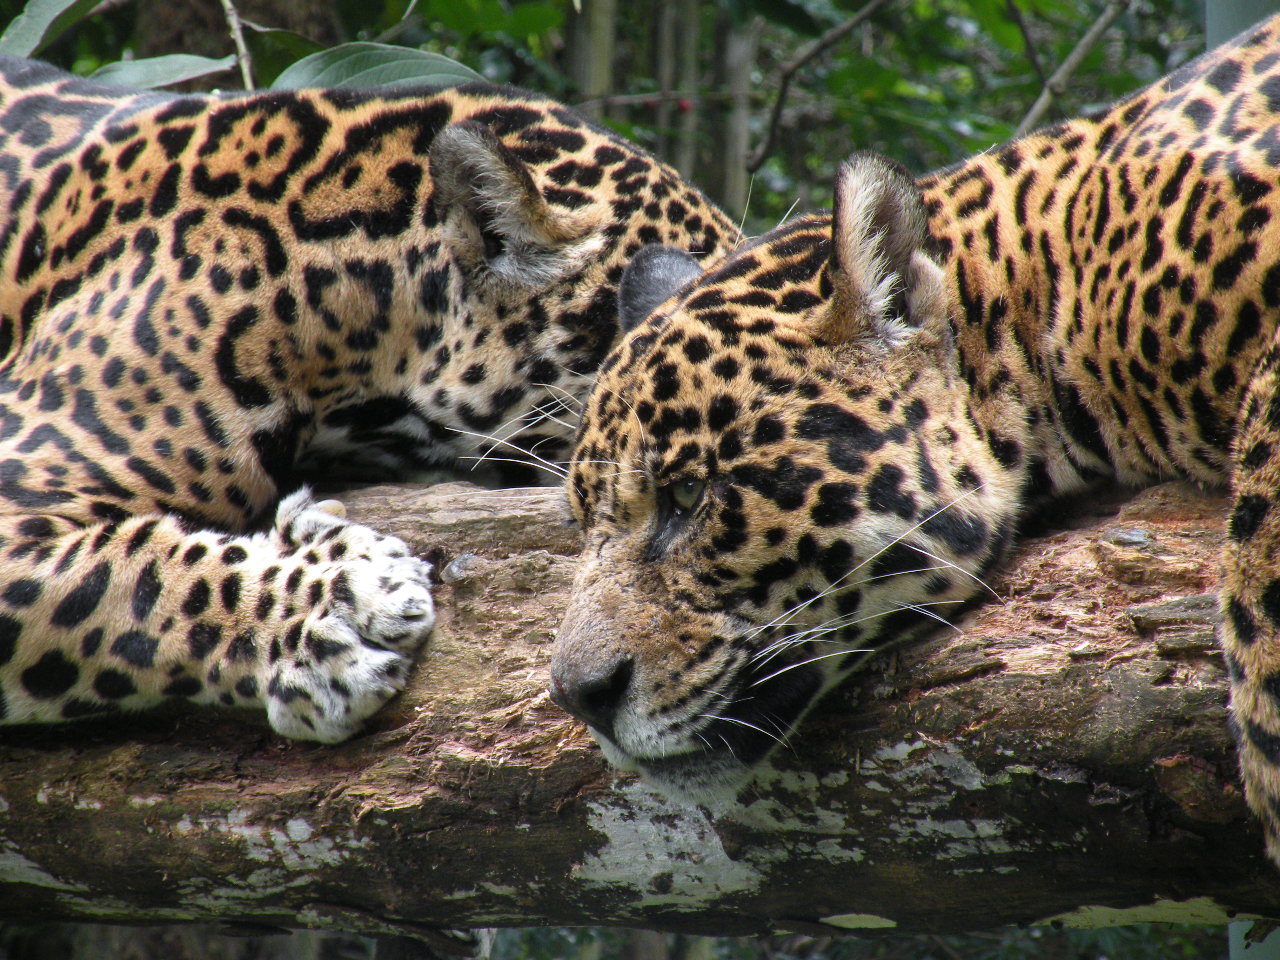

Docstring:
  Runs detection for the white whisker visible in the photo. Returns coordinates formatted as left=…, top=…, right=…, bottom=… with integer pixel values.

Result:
left=456, top=455, right=567, bottom=480
left=700, top=712, right=788, bottom=746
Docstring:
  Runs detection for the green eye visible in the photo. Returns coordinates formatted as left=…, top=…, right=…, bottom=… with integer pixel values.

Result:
left=671, top=478, right=705, bottom=512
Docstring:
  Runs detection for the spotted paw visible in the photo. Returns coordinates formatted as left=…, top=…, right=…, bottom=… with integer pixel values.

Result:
left=264, top=490, right=436, bottom=742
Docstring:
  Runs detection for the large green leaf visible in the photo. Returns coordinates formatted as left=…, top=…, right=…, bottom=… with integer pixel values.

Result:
left=90, top=54, right=237, bottom=90
left=270, top=42, right=483, bottom=90
left=0, top=0, right=101, bottom=57
left=241, top=22, right=324, bottom=88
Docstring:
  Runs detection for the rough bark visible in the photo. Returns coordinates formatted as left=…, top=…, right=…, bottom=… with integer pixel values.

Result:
left=715, top=14, right=761, bottom=218
left=0, top=480, right=1275, bottom=948
left=567, top=0, right=617, bottom=122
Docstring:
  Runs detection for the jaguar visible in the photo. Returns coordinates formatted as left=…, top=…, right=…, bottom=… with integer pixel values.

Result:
left=549, top=14, right=1280, bottom=864
left=0, top=55, right=736, bottom=742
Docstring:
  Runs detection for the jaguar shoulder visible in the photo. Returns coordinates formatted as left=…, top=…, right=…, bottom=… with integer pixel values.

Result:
left=0, top=55, right=737, bottom=740
left=551, top=12, right=1280, bottom=864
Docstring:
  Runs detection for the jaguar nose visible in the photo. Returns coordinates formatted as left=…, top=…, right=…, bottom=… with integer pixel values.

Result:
left=550, top=657, right=634, bottom=738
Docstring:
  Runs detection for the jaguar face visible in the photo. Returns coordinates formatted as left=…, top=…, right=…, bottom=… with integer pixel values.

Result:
left=551, top=154, right=1020, bottom=797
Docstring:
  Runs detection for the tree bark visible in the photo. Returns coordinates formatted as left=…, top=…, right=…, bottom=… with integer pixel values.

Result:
left=0, top=480, right=1275, bottom=948
left=672, top=0, right=700, bottom=179
left=567, top=0, right=617, bottom=122
left=715, top=14, right=761, bottom=218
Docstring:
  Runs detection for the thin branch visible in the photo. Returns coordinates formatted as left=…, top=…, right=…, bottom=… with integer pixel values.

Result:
left=746, top=0, right=892, bottom=174
left=1006, top=0, right=1046, bottom=83
left=1014, top=0, right=1130, bottom=137
left=375, top=0, right=421, bottom=44
left=218, top=0, right=255, bottom=90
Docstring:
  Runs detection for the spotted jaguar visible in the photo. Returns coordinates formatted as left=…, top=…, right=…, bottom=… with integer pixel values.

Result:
left=0, top=55, right=736, bottom=741
left=549, top=14, right=1280, bottom=862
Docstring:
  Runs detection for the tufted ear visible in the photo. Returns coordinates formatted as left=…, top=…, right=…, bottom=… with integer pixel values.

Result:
left=815, top=151, right=945, bottom=349
left=430, top=121, right=598, bottom=287
left=617, top=245, right=703, bottom=333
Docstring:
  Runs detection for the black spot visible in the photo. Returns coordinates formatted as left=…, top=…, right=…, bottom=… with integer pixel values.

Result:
left=1230, top=494, right=1270, bottom=542
left=222, top=573, right=242, bottom=611
left=163, top=675, right=203, bottom=698
left=132, top=562, right=162, bottom=621
left=0, top=615, right=19, bottom=665
left=922, top=510, right=989, bottom=556
left=730, top=458, right=822, bottom=510
left=22, top=651, right=79, bottom=699
left=94, top=669, right=136, bottom=700
left=1206, top=59, right=1242, bottom=93
left=188, top=622, right=221, bottom=659
left=868, top=541, right=920, bottom=580
left=228, top=630, right=257, bottom=662
left=707, top=395, right=738, bottom=432
left=111, top=630, right=159, bottom=668
left=81, top=628, right=103, bottom=657
left=50, top=561, right=111, bottom=628
left=1261, top=579, right=1280, bottom=629
left=866, top=464, right=916, bottom=519
left=811, top=483, right=860, bottom=527
left=3, top=578, right=41, bottom=607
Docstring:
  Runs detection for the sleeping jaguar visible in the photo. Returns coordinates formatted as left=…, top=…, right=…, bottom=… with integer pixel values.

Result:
left=0, top=56, right=736, bottom=741
left=549, top=14, right=1280, bottom=862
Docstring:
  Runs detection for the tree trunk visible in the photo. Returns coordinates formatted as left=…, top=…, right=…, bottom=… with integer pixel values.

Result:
left=653, top=0, right=677, bottom=160
left=672, top=0, right=700, bottom=179
left=0, top=480, right=1275, bottom=948
left=716, top=14, right=761, bottom=218
left=567, top=0, right=617, bottom=122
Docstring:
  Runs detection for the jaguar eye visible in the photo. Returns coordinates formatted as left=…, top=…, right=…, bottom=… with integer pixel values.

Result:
left=670, top=478, right=705, bottom=513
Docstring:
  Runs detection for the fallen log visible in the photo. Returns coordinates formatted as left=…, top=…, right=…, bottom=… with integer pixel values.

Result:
left=0, top=480, right=1274, bottom=946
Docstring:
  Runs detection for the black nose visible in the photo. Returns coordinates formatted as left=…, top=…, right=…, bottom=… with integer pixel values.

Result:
left=551, top=658, right=634, bottom=737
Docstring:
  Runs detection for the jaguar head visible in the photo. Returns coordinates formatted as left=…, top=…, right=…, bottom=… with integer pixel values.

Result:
left=551, top=153, right=1019, bottom=798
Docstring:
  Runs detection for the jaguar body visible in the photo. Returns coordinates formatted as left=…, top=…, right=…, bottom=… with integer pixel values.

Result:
left=0, top=56, right=736, bottom=740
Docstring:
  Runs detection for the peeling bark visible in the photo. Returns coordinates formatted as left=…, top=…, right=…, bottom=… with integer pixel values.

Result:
left=0, top=481, right=1275, bottom=945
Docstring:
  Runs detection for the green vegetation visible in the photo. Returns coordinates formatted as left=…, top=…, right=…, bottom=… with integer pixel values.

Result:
left=0, top=0, right=1203, bottom=230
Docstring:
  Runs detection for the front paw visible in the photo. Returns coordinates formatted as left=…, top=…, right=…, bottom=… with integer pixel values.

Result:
left=265, top=491, right=436, bottom=742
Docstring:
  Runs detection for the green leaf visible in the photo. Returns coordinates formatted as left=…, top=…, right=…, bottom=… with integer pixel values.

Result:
left=89, top=54, right=237, bottom=89
left=270, top=42, right=484, bottom=90
left=0, top=0, right=102, bottom=57
left=241, top=22, right=324, bottom=88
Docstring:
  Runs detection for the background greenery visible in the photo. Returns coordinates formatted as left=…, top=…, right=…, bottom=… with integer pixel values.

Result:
left=0, top=0, right=1248, bottom=957
left=0, top=0, right=1206, bottom=232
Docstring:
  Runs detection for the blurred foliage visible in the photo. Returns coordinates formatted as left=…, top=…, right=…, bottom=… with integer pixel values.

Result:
left=0, top=0, right=1205, bottom=229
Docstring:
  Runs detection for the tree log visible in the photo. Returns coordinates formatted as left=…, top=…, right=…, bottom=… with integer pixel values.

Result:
left=0, top=480, right=1276, bottom=946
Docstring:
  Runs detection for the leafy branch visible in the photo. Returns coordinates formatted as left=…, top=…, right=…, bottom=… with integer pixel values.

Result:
left=746, top=0, right=892, bottom=175
left=218, top=0, right=255, bottom=89
left=1014, top=0, right=1131, bottom=136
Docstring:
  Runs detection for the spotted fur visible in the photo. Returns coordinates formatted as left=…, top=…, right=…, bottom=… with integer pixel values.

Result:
left=551, top=12, right=1280, bottom=865
left=0, top=56, right=736, bottom=740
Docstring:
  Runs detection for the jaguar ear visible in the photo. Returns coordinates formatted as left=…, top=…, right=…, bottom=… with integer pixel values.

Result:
left=816, top=151, right=944, bottom=349
left=617, top=245, right=703, bottom=333
left=430, top=121, right=599, bottom=287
